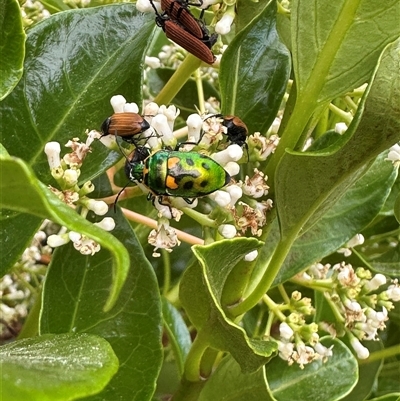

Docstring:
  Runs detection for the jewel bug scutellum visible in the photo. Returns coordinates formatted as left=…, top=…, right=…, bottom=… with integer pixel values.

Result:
left=100, top=112, right=151, bottom=144
left=125, top=147, right=231, bottom=204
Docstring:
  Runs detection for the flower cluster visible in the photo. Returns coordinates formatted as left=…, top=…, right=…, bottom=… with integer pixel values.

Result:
left=268, top=291, right=333, bottom=369
left=297, top=262, right=400, bottom=360
left=44, top=133, right=115, bottom=255
left=103, top=96, right=278, bottom=257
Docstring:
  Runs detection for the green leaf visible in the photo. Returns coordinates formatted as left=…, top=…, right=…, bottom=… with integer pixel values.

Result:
left=272, top=152, right=397, bottom=284
left=340, top=341, right=383, bottom=401
left=199, top=355, right=274, bottom=401
left=162, top=297, right=192, bottom=376
left=292, top=0, right=400, bottom=104
left=0, top=4, right=154, bottom=183
left=0, top=333, right=118, bottom=401
left=276, top=39, right=400, bottom=241
left=0, top=210, right=43, bottom=275
left=266, top=338, right=358, bottom=401
left=40, top=208, right=163, bottom=401
left=180, top=238, right=277, bottom=374
left=367, top=243, right=400, bottom=277
left=0, top=0, right=26, bottom=100
left=394, top=192, right=400, bottom=223
left=219, top=1, right=291, bottom=135
left=0, top=156, right=129, bottom=311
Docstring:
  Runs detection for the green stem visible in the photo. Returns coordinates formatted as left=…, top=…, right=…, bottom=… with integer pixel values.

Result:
left=359, top=344, right=400, bottom=365
left=328, top=103, right=353, bottom=125
left=162, top=249, right=171, bottom=297
left=184, top=329, right=210, bottom=382
left=182, top=207, right=218, bottom=227
left=17, top=289, right=42, bottom=339
left=194, top=69, right=206, bottom=114
left=154, top=55, right=201, bottom=105
left=229, top=232, right=297, bottom=316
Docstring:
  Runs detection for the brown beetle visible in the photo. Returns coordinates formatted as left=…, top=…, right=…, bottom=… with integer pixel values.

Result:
left=156, top=17, right=216, bottom=64
left=217, top=115, right=248, bottom=149
left=101, top=112, right=151, bottom=144
left=160, top=0, right=204, bottom=39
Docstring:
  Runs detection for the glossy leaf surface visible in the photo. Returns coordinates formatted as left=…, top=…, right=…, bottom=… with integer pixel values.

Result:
left=219, top=1, right=290, bottom=135
left=0, top=0, right=26, bottom=100
left=40, top=208, right=163, bottom=401
left=0, top=333, right=118, bottom=401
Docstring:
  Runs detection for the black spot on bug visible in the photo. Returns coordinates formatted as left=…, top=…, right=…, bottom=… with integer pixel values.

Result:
left=186, top=158, right=195, bottom=166
left=200, top=180, right=208, bottom=188
left=201, top=162, right=211, bottom=170
left=184, top=181, right=194, bottom=190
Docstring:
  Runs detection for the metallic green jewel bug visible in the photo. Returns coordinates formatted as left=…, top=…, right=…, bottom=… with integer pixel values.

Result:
left=125, top=147, right=231, bottom=204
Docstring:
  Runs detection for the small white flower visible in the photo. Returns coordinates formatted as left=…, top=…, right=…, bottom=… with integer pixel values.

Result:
left=313, top=342, right=333, bottom=361
left=212, top=144, right=243, bottom=165
left=159, top=104, right=180, bottom=132
left=223, top=161, right=240, bottom=177
left=277, top=341, right=295, bottom=362
left=279, top=322, right=294, bottom=340
left=208, top=190, right=231, bottom=207
left=385, top=143, right=400, bottom=166
left=123, top=102, right=139, bottom=113
left=44, top=142, right=62, bottom=169
left=225, top=184, right=242, bottom=207
left=363, top=273, right=387, bottom=292
left=152, top=114, right=176, bottom=147
left=63, top=169, right=79, bottom=187
left=244, top=250, right=258, bottom=262
left=144, top=102, right=159, bottom=120
left=148, top=219, right=181, bottom=257
left=84, top=199, right=108, bottom=216
left=69, top=231, right=82, bottom=243
left=47, top=234, right=70, bottom=247
left=350, top=338, right=369, bottom=359
left=110, top=95, right=127, bottom=113
left=145, top=56, right=161, bottom=69
left=199, top=0, right=219, bottom=8
left=335, top=122, right=348, bottom=134
left=137, top=0, right=160, bottom=12
left=186, top=114, right=203, bottom=143
left=241, top=169, right=269, bottom=198
left=293, top=343, right=316, bottom=368
left=215, top=13, right=235, bottom=35
left=386, top=281, right=400, bottom=301
left=94, top=217, right=116, bottom=231
left=347, top=234, right=365, bottom=247
left=218, top=224, right=237, bottom=239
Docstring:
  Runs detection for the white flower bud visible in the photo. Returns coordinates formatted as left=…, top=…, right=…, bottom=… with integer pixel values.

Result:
left=144, top=102, right=159, bottom=118
left=223, top=161, right=240, bottom=177
left=215, top=13, right=235, bottom=35
left=159, top=104, right=180, bottom=132
left=47, top=234, right=70, bottom=247
left=244, top=250, right=258, bottom=262
left=279, top=322, right=294, bottom=340
left=351, top=338, right=369, bottom=359
left=199, top=0, right=219, bottom=8
left=145, top=56, right=161, bottom=69
left=85, top=199, right=109, bottom=216
left=335, top=122, right=348, bottom=134
left=63, top=169, right=79, bottom=187
left=212, top=145, right=243, bottom=165
left=385, top=144, right=400, bottom=165
left=225, top=184, right=242, bottom=206
left=110, top=95, right=126, bottom=113
left=364, top=273, right=387, bottom=292
left=152, top=114, right=176, bottom=147
left=94, top=217, right=116, bottom=231
left=186, top=114, right=203, bottom=143
left=347, top=234, right=364, bottom=247
left=218, top=224, right=237, bottom=239
left=69, top=231, right=82, bottom=243
left=386, top=283, right=400, bottom=301
left=44, top=142, right=61, bottom=169
left=123, top=102, right=139, bottom=113
left=208, top=190, right=231, bottom=207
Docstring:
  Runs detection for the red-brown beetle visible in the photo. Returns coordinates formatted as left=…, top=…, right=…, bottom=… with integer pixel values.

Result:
left=156, top=17, right=216, bottom=64
left=101, top=112, right=151, bottom=144
left=160, top=0, right=204, bottom=39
